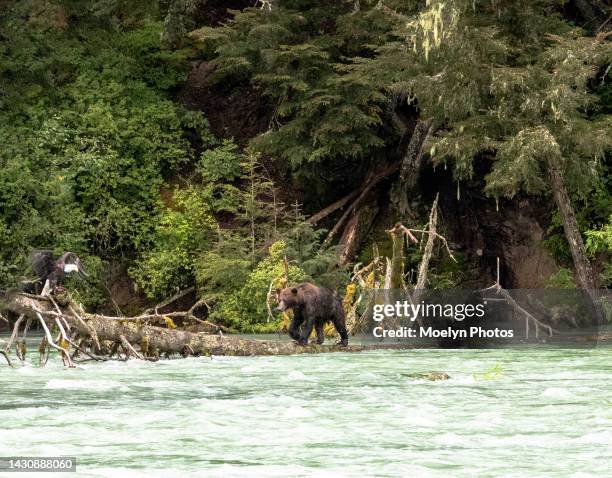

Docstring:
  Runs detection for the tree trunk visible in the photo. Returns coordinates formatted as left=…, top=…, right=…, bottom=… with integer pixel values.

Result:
left=398, top=119, right=433, bottom=216
left=414, top=193, right=439, bottom=294
left=388, top=225, right=405, bottom=289
left=4, top=293, right=412, bottom=361
left=546, top=155, right=604, bottom=324
left=308, top=188, right=361, bottom=225
left=337, top=202, right=379, bottom=266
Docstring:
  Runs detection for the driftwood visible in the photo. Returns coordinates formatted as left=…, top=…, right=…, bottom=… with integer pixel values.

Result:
left=2, top=292, right=413, bottom=366
left=386, top=225, right=407, bottom=290
left=310, top=120, right=432, bottom=263
left=342, top=197, right=456, bottom=333
left=0, top=350, right=10, bottom=366
left=385, top=194, right=455, bottom=292
left=4, top=313, right=24, bottom=356
left=377, top=196, right=456, bottom=327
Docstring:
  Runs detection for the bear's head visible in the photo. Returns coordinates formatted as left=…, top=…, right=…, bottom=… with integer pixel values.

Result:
left=275, top=287, right=301, bottom=312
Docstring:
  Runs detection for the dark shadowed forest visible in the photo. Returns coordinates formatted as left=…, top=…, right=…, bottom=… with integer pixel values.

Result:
left=1, top=0, right=610, bottom=334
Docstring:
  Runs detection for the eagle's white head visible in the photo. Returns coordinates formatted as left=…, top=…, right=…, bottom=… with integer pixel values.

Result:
left=64, top=264, right=79, bottom=274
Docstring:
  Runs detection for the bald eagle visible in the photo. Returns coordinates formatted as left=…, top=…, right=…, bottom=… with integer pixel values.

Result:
left=30, top=250, right=88, bottom=296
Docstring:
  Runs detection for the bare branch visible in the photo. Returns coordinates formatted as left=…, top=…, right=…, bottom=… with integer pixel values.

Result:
left=481, top=259, right=558, bottom=338
left=119, top=335, right=144, bottom=360
left=144, top=286, right=196, bottom=315
left=4, top=314, right=24, bottom=355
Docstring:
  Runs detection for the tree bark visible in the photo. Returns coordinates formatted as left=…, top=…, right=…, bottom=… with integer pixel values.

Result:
left=308, top=188, right=361, bottom=225
left=398, top=119, right=433, bottom=216
left=388, top=225, right=405, bottom=290
left=337, top=202, right=379, bottom=266
left=546, top=155, right=604, bottom=324
left=415, top=193, right=439, bottom=294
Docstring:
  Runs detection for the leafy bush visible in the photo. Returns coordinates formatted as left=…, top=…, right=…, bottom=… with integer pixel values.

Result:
left=0, top=3, right=207, bottom=299
left=130, top=187, right=217, bottom=299
left=210, top=241, right=308, bottom=331
left=545, top=268, right=576, bottom=289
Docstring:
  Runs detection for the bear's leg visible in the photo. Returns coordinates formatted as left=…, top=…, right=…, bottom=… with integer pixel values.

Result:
left=288, top=312, right=304, bottom=341
left=298, top=316, right=316, bottom=345
left=332, top=313, right=349, bottom=347
left=315, top=321, right=325, bottom=345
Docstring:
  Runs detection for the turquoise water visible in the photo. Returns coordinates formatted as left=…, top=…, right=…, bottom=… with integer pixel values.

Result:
left=1, top=345, right=611, bottom=477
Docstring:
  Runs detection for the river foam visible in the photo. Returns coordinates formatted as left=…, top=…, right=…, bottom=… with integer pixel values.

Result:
left=1, top=346, right=611, bottom=477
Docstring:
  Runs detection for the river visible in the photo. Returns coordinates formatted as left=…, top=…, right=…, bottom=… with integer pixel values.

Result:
left=1, top=343, right=611, bottom=477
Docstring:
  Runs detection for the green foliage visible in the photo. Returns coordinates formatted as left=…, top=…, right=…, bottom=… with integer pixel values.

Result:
left=348, top=0, right=611, bottom=195
left=283, top=218, right=345, bottom=289
left=544, top=268, right=576, bottom=289
left=0, top=1, right=206, bottom=296
left=484, top=127, right=555, bottom=198
left=194, top=232, right=253, bottom=304
left=191, top=5, right=388, bottom=171
left=161, top=0, right=197, bottom=48
left=544, top=162, right=611, bottom=269
left=2, top=0, right=610, bottom=329
left=198, top=139, right=242, bottom=182
left=210, top=241, right=309, bottom=330
left=239, top=149, right=276, bottom=259
left=131, top=139, right=342, bottom=325
left=586, top=216, right=612, bottom=287
left=129, top=187, right=217, bottom=299
left=585, top=216, right=612, bottom=255
left=195, top=140, right=243, bottom=214
left=426, top=253, right=467, bottom=289
left=63, top=255, right=107, bottom=308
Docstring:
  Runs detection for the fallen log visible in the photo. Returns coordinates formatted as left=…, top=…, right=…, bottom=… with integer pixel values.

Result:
left=323, top=161, right=400, bottom=247
left=307, top=188, right=361, bottom=225
left=3, top=292, right=413, bottom=364
left=337, top=201, right=379, bottom=266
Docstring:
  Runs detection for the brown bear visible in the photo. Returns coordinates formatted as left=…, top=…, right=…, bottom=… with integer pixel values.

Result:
left=275, top=282, right=348, bottom=347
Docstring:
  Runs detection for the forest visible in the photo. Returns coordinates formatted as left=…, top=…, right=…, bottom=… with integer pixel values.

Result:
left=0, top=0, right=611, bottom=341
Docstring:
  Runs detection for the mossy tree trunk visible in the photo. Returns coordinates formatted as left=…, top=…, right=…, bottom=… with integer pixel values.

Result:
left=388, top=226, right=405, bottom=290
left=547, top=156, right=603, bottom=324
